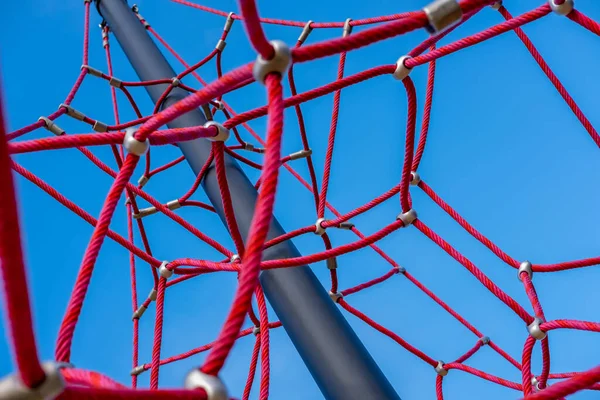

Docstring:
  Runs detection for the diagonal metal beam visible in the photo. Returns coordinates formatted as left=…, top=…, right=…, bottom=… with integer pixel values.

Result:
left=94, top=1, right=400, bottom=398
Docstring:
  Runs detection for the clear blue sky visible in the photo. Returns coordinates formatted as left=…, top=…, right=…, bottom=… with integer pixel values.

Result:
left=2, top=0, right=600, bottom=399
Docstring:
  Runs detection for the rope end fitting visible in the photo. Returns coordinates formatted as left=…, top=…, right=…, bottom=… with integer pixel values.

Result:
left=423, top=0, right=463, bottom=34
left=527, top=317, right=547, bottom=341
left=252, top=40, right=291, bottom=84
left=158, top=260, right=173, bottom=279
left=435, top=360, right=448, bottom=376
left=518, top=261, right=533, bottom=281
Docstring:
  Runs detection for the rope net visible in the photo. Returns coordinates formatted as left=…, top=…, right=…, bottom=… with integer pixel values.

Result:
left=1, top=0, right=600, bottom=398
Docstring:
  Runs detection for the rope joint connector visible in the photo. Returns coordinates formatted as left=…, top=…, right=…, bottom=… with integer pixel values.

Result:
left=343, top=18, right=353, bottom=37
left=81, top=64, right=103, bottom=77
left=435, top=360, right=448, bottom=376
left=59, top=103, right=85, bottom=121
left=224, top=12, right=235, bottom=33
left=204, top=121, right=230, bottom=142
left=326, top=258, right=338, bottom=270
left=130, top=365, right=145, bottom=377
left=479, top=336, right=490, bottom=345
left=230, top=254, right=241, bottom=263
left=423, top=0, right=463, bottom=34
left=491, top=1, right=502, bottom=10
left=410, top=171, right=421, bottom=186
left=315, top=218, right=327, bottom=235
left=93, top=120, right=109, bottom=133
left=527, top=317, right=547, bottom=340
left=397, top=209, right=417, bottom=226
left=0, top=362, right=65, bottom=400
left=329, top=291, right=343, bottom=303
left=393, top=55, right=413, bottom=81
left=338, top=221, right=354, bottom=230
left=548, top=0, right=574, bottom=15
left=132, top=305, right=147, bottom=320
left=289, top=149, right=312, bottom=161
left=518, top=261, right=533, bottom=281
left=158, top=260, right=173, bottom=279
left=216, top=39, right=227, bottom=52
left=184, top=370, right=228, bottom=400
left=123, top=127, right=150, bottom=156
left=252, top=40, right=292, bottom=84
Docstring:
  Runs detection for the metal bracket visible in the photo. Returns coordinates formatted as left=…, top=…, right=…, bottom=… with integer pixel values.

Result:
left=38, top=117, right=65, bottom=136
left=423, top=0, right=463, bottom=34
left=0, top=362, right=65, bottom=400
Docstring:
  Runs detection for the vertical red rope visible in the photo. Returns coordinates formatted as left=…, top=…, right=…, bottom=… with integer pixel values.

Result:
left=201, top=73, right=284, bottom=376
left=0, top=86, right=46, bottom=388
left=150, top=278, right=167, bottom=389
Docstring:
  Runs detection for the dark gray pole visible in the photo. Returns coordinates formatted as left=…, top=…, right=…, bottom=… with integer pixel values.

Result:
left=95, top=1, right=400, bottom=398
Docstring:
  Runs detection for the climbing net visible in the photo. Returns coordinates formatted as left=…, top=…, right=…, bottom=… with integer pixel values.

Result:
left=2, top=0, right=600, bottom=398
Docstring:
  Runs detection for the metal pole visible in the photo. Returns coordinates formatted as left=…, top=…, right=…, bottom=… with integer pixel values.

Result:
left=95, top=1, right=400, bottom=398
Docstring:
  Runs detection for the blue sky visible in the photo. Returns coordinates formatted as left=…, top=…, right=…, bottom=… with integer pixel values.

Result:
left=2, top=0, right=600, bottom=399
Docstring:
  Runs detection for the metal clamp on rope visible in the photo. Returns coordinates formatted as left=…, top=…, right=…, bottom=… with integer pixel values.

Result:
left=38, top=117, right=65, bottom=136
left=289, top=149, right=312, bottom=161
left=410, top=171, right=421, bottom=186
left=0, top=362, right=65, bottom=400
left=102, top=29, right=109, bottom=49
left=138, top=175, right=149, bottom=188
left=479, top=336, right=490, bottom=345
left=130, top=365, right=146, bottom=377
left=397, top=209, right=417, bottom=227
left=491, top=1, right=502, bottom=10
left=315, top=218, right=327, bottom=235
left=326, top=258, right=338, bottom=270
left=395, top=265, right=407, bottom=274
left=549, top=0, right=573, bottom=15
left=132, top=4, right=150, bottom=28
left=109, top=77, right=122, bottom=88
left=224, top=12, right=235, bottom=33
left=343, top=18, right=353, bottom=37
left=252, top=326, right=261, bottom=336
left=216, top=39, right=227, bottom=52
left=230, top=254, right=241, bottom=263
left=158, top=260, right=173, bottom=279
left=213, top=100, right=225, bottom=111
left=185, top=370, right=228, bottom=400
left=298, top=20, right=313, bottom=44
left=81, top=64, right=103, bottom=77
left=393, top=55, right=412, bottom=81
left=93, top=120, right=109, bottom=133
left=148, top=288, right=158, bottom=302
left=338, top=221, right=354, bottom=230
left=518, top=261, right=533, bottom=282
left=132, top=305, right=147, bottom=320
left=123, top=127, right=150, bottom=156
left=204, top=121, right=230, bottom=142
left=527, top=317, right=547, bottom=340
left=134, top=200, right=181, bottom=220
left=252, top=40, right=292, bottom=84
left=435, top=361, right=448, bottom=376
left=171, top=77, right=181, bottom=87
left=329, top=291, right=343, bottom=303
left=59, top=103, right=85, bottom=121
left=423, top=0, right=463, bottom=34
